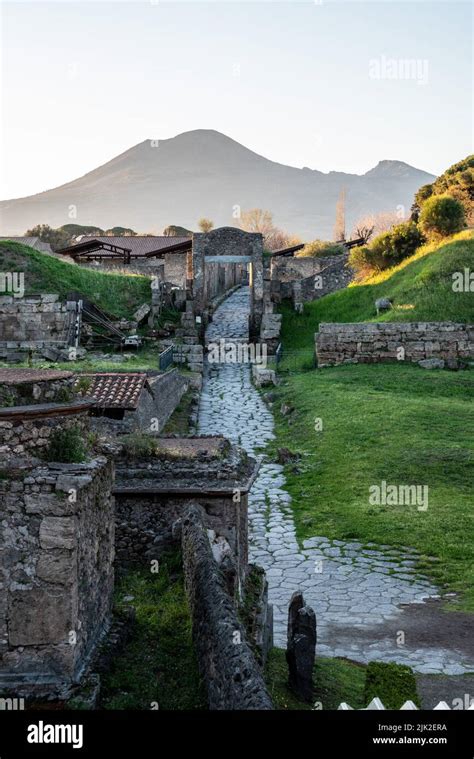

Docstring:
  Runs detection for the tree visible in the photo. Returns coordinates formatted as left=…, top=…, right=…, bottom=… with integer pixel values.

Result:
left=414, top=155, right=474, bottom=224
left=197, top=217, right=214, bottom=233
left=419, top=195, right=466, bottom=240
left=351, top=211, right=401, bottom=240
left=25, top=224, right=70, bottom=251
left=349, top=221, right=425, bottom=276
left=238, top=208, right=300, bottom=251
left=333, top=188, right=346, bottom=241
left=353, top=225, right=375, bottom=244
left=105, top=227, right=137, bottom=236
left=163, top=225, right=193, bottom=237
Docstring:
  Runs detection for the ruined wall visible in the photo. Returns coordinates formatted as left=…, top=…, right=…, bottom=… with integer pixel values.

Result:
left=0, top=295, right=70, bottom=358
left=315, top=322, right=474, bottom=367
left=0, top=373, right=75, bottom=407
left=180, top=504, right=273, bottom=710
left=114, top=492, right=248, bottom=574
left=0, top=413, right=89, bottom=458
left=0, top=456, right=115, bottom=697
left=271, top=254, right=352, bottom=305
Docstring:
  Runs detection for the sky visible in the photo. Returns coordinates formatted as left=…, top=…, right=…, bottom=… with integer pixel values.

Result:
left=0, top=0, right=472, bottom=199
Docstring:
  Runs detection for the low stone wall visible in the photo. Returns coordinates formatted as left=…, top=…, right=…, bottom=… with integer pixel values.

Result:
left=271, top=254, right=353, bottom=305
left=0, top=407, right=90, bottom=458
left=0, top=295, right=70, bottom=358
left=293, top=255, right=353, bottom=306
left=315, top=322, right=474, bottom=367
left=180, top=504, right=273, bottom=710
left=0, top=456, right=115, bottom=697
left=0, top=370, right=75, bottom=407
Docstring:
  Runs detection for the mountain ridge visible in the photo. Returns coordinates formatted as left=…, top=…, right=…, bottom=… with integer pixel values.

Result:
left=0, top=129, right=436, bottom=239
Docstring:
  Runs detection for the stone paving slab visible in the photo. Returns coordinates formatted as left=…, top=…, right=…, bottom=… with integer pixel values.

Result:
left=198, top=287, right=474, bottom=675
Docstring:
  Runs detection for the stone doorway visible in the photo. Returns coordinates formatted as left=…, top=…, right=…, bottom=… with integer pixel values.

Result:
left=190, top=227, right=264, bottom=337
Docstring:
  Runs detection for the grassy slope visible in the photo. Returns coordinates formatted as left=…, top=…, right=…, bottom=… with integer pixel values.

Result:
left=273, top=233, right=474, bottom=609
left=270, top=362, right=474, bottom=609
left=266, top=649, right=366, bottom=710
left=0, top=240, right=150, bottom=318
left=100, top=554, right=206, bottom=710
left=280, top=232, right=474, bottom=371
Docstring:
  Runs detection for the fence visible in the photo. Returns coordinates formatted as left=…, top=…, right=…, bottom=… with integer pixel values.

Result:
left=158, top=345, right=174, bottom=371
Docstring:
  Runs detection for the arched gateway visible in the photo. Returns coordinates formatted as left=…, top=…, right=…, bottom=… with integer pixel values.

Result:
left=189, top=227, right=264, bottom=337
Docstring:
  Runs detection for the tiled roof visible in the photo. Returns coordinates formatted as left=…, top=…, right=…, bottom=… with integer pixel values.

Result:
left=76, top=372, right=148, bottom=410
left=0, top=237, right=53, bottom=254
left=74, top=236, right=190, bottom=256
left=0, top=368, right=73, bottom=385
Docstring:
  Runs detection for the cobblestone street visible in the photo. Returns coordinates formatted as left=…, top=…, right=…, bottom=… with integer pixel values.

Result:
left=198, top=287, right=474, bottom=675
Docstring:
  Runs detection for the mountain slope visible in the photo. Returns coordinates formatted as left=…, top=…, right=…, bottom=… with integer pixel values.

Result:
left=0, top=129, right=435, bottom=239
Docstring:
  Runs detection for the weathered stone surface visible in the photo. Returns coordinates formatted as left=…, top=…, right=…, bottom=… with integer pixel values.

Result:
left=8, top=588, right=73, bottom=646
left=375, top=297, right=392, bottom=313
left=286, top=591, right=317, bottom=702
left=181, top=504, right=273, bottom=710
left=315, top=322, right=473, bottom=367
left=36, top=551, right=75, bottom=585
left=39, top=517, right=77, bottom=550
left=419, top=358, right=445, bottom=369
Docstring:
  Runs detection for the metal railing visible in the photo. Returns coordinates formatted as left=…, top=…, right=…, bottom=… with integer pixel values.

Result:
left=158, top=345, right=174, bottom=370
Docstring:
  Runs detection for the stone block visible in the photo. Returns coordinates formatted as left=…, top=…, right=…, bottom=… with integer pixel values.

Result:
left=39, top=517, right=77, bottom=550
left=8, top=588, right=73, bottom=645
left=36, top=551, right=75, bottom=585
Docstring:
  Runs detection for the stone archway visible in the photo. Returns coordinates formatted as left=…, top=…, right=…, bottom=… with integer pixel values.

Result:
left=190, top=227, right=264, bottom=337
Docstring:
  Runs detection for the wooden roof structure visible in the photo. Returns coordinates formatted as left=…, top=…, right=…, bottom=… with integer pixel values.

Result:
left=58, top=235, right=192, bottom=264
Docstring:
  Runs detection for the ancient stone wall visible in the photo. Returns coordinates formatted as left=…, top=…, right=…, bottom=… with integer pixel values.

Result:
left=271, top=254, right=352, bottom=305
left=0, top=372, right=75, bottom=407
left=113, top=437, right=255, bottom=582
left=315, top=322, right=474, bottom=367
left=180, top=504, right=273, bottom=710
left=0, top=456, right=115, bottom=697
left=0, top=412, right=89, bottom=458
left=0, top=295, right=70, bottom=355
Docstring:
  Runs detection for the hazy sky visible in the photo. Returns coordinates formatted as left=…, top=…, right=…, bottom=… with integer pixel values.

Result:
left=0, top=0, right=472, bottom=199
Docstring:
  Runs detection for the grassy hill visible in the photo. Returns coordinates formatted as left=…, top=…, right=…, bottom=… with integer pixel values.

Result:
left=279, top=231, right=474, bottom=371
left=0, top=240, right=151, bottom=318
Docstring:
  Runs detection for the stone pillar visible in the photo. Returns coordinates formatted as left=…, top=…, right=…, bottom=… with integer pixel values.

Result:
left=286, top=591, right=316, bottom=702
left=0, top=457, right=115, bottom=698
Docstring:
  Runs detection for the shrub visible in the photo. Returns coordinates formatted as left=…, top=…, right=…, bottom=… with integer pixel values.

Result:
left=349, top=222, right=424, bottom=275
left=419, top=194, right=466, bottom=240
left=297, top=240, right=346, bottom=258
left=45, top=424, right=87, bottom=463
left=364, top=662, right=420, bottom=709
left=119, top=432, right=158, bottom=459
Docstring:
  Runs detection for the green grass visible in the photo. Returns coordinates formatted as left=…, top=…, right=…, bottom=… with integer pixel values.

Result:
left=279, top=233, right=474, bottom=373
left=0, top=240, right=151, bottom=318
left=100, top=555, right=206, bottom=710
left=268, top=363, right=474, bottom=609
left=266, top=649, right=366, bottom=710
left=364, top=662, right=420, bottom=709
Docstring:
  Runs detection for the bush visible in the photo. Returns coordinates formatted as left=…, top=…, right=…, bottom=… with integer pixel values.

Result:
left=364, top=662, right=420, bottom=709
left=297, top=240, right=346, bottom=258
left=119, top=432, right=158, bottom=459
left=45, top=424, right=87, bottom=463
left=349, top=222, right=424, bottom=275
left=419, top=194, right=466, bottom=240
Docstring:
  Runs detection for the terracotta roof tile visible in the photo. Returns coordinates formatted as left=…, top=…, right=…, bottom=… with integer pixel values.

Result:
left=76, top=372, right=148, bottom=410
